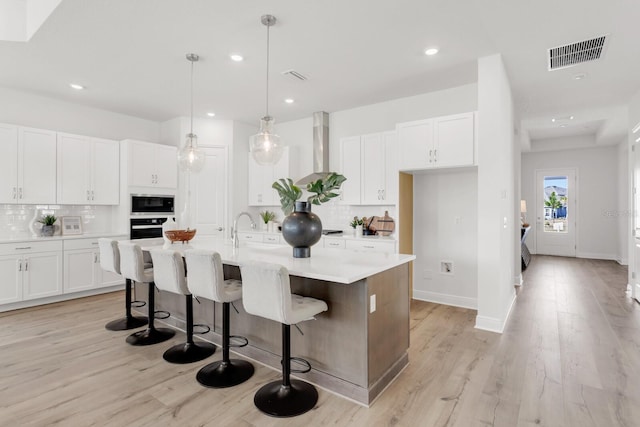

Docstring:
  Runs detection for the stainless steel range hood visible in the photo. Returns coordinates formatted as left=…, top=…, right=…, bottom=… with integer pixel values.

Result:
left=295, top=111, right=331, bottom=185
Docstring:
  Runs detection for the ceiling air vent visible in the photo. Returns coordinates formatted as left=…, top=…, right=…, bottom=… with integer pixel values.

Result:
left=548, top=35, right=609, bottom=71
left=281, top=69, right=308, bottom=81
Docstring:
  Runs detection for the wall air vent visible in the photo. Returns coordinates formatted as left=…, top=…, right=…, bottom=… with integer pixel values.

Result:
left=548, top=35, right=609, bottom=71
left=281, top=69, right=308, bottom=81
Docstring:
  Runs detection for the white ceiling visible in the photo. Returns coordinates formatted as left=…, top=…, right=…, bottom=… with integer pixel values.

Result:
left=0, top=0, right=638, bottom=151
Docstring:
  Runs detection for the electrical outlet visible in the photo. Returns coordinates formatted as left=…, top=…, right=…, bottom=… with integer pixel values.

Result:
left=440, top=261, right=454, bottom=275
left=370, top=294, right=376, bottom=313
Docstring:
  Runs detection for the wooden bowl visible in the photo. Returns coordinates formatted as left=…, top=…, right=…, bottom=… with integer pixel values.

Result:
left=164, top=229, right=197, bottom=243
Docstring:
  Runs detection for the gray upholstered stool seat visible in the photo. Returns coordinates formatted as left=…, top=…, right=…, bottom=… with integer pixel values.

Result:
left=185, top=250, right=254, bottom=388
left=98, top=238, right=147, bottom=331
left=119, top=242, right=175, bottom=346
left=240, top=261, right=327, bottom=417
left=149, top=248, right=216, bottom=364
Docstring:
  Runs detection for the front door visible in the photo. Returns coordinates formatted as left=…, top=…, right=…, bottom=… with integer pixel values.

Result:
left=535, top=168, right=576, bottom=256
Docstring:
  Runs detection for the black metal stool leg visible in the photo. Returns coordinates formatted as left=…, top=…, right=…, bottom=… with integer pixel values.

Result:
left=196, top=302, right=254, bottom=388
left=126, top=282, right=175, bottom=346
left=253, top=324, right=318, bottom=417
left=105, top=279, right=147, bottom=331
left=163, top=295, right=215, bottom=364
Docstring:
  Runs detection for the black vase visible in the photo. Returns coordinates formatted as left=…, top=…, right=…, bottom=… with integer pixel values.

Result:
left=282, top=201, right=322, bottom=258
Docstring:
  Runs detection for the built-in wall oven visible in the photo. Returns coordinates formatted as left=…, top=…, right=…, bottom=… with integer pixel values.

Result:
left=129, top=194, right=174, bottom=240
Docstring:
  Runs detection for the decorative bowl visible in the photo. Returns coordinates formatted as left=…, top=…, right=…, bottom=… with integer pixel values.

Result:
left=164, top=229, right=197, bottom=243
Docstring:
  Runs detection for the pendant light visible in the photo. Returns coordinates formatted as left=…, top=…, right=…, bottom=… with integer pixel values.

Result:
left=177, top=53, right=205, bottom=172
left=250, top=14, right=286, bottom=165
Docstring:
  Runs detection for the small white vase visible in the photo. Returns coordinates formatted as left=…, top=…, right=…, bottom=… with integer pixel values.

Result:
left=355, top=225, right=363, bottom=237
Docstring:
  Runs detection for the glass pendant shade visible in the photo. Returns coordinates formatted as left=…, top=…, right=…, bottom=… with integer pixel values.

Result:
left=250, top=116, right=284, bottom=165
left=178, top=133, right=205, bottom=172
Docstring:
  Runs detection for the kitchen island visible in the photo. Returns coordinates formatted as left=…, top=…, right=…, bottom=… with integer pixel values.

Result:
left=134, top=237, right=415, bottom=406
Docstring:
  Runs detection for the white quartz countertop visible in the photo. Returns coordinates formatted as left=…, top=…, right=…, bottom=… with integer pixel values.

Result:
left=133, top=237, right=414, bottom=285
left=0, top=233, right=128, bottom=244
left=238, top=229, right=397, bottom=242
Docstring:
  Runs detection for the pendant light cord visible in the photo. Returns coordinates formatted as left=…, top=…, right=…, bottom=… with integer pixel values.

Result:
left=190, top=57, right=194, bottom=136
left=265, top=21, right=270, bottom=118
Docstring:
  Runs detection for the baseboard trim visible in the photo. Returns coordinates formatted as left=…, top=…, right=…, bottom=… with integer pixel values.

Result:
left=0, top=284, right=124, bottom=313
left=576, top=252, right=617, bottom=261
left=514, top=274, right=523, bottom=287
left=474, top=291, right=517, bottom=334
left=617, top=258, right=628, bottom=266
left=412, top=289, right=477, bottom=310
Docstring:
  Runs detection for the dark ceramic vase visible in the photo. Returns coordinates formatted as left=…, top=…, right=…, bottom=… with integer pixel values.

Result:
left=282, top=201, right=322, bottom=258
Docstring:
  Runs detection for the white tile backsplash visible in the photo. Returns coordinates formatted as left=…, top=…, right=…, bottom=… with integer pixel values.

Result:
left=0, top=204, right=115, bottom=238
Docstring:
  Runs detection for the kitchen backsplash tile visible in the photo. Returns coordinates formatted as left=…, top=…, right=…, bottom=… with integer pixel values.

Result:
left=0, top=205, right=114, bottom=238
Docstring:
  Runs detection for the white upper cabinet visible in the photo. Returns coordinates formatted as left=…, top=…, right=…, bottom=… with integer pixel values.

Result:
left=339, top=136, right=362, bottom=204
left=397, top=111, right=475, bottom=171
left=127, top=140, right=178, bottom=189
left=339, top=131, right=397, bottom=206
left=0, top=124, right=56, bottom=204
left=57, top=134, right=119, bottom=205
left=248, top=148, right=289, bottom=206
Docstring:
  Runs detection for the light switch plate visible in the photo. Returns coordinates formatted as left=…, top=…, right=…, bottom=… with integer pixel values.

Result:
left=370, top=294, right=376, bottom=313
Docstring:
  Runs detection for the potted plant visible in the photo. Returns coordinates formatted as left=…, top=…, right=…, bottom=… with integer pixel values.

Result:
left=38, top=214, right=57, bottom=237
left=259, top=210, right=276, bottom=231
left=272, top=172, right=346, bottom=258
left=350, top=216, right=363, bottom=237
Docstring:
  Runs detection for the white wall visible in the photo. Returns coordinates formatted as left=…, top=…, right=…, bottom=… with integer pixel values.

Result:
left=627, top=90, right=640, bottom=293
left=521, top=145, right=620, bottom=260
left=413, top=169, right=478, bottom=308
left=0, top=86, right=160, bottom=142
left=476, top=54, right=516, bottom=333
left=618, top=141, right=629, bottom=265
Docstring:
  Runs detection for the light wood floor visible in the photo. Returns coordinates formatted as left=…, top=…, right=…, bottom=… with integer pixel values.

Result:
left=2, top=256, right=640, bottom=426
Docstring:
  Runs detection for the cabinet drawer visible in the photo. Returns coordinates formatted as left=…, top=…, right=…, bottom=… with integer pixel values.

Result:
left=237, top=233, right=262, bottom=242
left=0, top=240, right=62, bottom=255
left=324, top=238, right=346, bottom=249
left=345, top=239, right=396, bottom=253
left=63, top=235, right=128, bottom=251
left=262, top=234, right=281, bottom=244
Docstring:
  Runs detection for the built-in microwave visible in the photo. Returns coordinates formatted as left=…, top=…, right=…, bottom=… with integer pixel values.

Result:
left=131, top=194, right=175, bottom=215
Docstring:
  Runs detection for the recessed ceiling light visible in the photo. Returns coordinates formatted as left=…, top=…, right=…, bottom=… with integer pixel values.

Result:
left=424, top=48, right=439, bottom=56
left=573, top=73, right=587, bottom=80
left=69, top=83, right=84, bottom=90
left=230, top=54, right=244, bottom=62
left=284, top=98, right=294, bottom=104
left=207, top=112, right=215, bottom=117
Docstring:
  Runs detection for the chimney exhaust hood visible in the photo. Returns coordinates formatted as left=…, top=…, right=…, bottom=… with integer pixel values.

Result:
left=295, top=111, right=331, bottom=185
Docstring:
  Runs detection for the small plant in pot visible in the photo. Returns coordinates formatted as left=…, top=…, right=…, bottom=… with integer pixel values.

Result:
left=350, top=216, right=363, bottom=236
left=38, top=214, right=57, bottom=237
left=272, top=173, right=346, bottom=258
left=259, top=210, right=276, bottom=231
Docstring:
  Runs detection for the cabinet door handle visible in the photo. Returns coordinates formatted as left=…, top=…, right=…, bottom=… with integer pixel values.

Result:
left=381, top=189, right=385, bottom=200
left=87, top=190, right=91, bottom=201
left=217, top=227, right=224, bottom=231
left=12, top=187, right=16, bottom=199
left=18, top=187, right=23, bottom=199
left=15, top=247, right=31, bottom=250
left=434, top=149, right=437, bottom=163
left=429, top=149, right=433, bottom=163
left=24, top=260, right=28, bottom=271
left=18, top=260, right=22, bottom=272
left=92, top=190, right=95, bottom=201
left=94, top=253, right=99, bottom=263
left=363, top=245, right=375, bottom=249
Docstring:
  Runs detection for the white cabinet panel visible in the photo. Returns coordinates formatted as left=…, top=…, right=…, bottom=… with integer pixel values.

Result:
left=263, top=234, right=281, bottom=244
left=397, top=119, right=434, bottom=170
left=345, top=239, right=396, bottom=253
left=91, top=138, right=120, bottom=204
left=57, top=133, right=92, bottom=204
left=339, top=136, right=361, bottom=204
left=361, top=134, right=386, bottom=205
left=384, top=131, right=398, bottom=204
left=19, top=127, right=57, bottom=204
left=0, top=124, right=19, bottom=204
left=127, top=140, right=177, bottom=190
left=64, top=250, right=97, bottom=293
left=433, top=112, right=475, bottom=168
left=22, top=252, right=63, bottom=300
left=0, top=255, right=22, bottom=304
left=324, top=238, right=346, bottom=249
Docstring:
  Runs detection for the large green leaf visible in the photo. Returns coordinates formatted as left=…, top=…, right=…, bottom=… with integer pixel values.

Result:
left=306, top=172, right=347, bottom=206
left=272, top=178, right=302, bottom=216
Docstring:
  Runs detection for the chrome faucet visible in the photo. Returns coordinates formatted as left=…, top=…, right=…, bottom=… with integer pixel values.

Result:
left=232, top=211, right=256, bottom=248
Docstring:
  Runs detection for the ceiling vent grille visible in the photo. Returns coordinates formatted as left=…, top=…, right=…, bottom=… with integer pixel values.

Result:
left=548, top=35, right=608, bottom=71
left=281, top=69, right=308, bottom=81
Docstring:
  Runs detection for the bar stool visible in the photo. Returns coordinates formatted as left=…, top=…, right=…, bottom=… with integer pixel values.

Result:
left=239, top=261, right=328, bottom=417
left=185, top=250, right=254, bottom=388
left=119, top=242, right=175, bottom=346
left=149, top=248, right=215, bottom=364
left=98, top=238, right=148, bottom=331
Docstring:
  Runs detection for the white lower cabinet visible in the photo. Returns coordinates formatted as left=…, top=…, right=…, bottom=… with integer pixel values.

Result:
left=0, top=241, right=63, bottom=303
left=345, top=239, right=397, bottom=253
left=63, top=237, right=125, bottom=293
